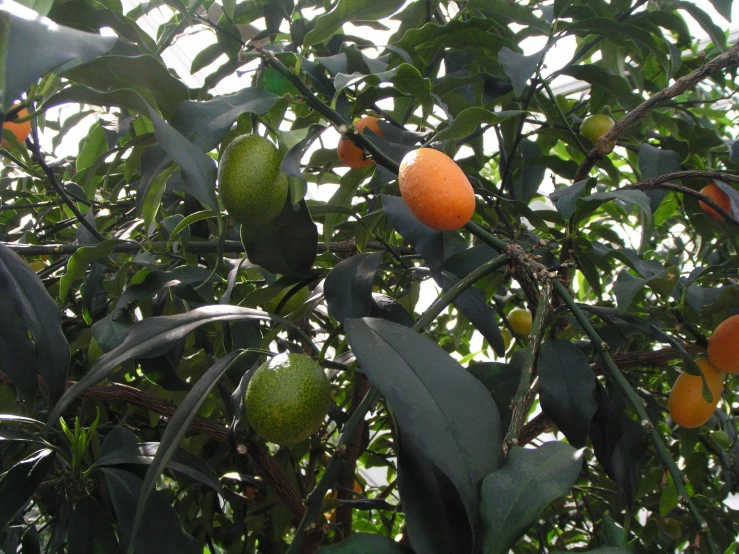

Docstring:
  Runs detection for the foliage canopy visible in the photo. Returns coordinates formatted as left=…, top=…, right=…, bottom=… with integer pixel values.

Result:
left=1, top=0, right=739, bottom=553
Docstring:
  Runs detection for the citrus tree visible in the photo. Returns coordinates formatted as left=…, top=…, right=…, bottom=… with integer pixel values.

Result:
left=2, top=0, right=739, bottom=552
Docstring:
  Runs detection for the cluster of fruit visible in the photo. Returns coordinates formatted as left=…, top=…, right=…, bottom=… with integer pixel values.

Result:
left=668, top=315, right=739, bottom=430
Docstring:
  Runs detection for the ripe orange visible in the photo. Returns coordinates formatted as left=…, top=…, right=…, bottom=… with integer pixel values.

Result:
left=2, top=107, right=31, bottom=146
left=337, top=116, right=383, bottom=169
left=698, top=183, right=731, bottom=221
left=398, top=148, right=476, bottom=231
left=668, top=358, right=723, bottom=429
left=707, top=314, right=739, bottom=373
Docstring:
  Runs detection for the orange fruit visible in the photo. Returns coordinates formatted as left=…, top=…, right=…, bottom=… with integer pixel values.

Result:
left=698, top=183, right=731, bottom=221
left=707, top=314, right=739, bottom=373
left=398, top=148, right=476, bottom=231
left=2, top=107, right=31, bottom=146
left=337, top=116, right=383, bottom=169
left=668, top=358, right=723, bottom=429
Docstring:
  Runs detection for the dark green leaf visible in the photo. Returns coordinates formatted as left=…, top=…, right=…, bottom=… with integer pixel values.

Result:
left=369, top=293, right=416, bottom=327
left=498, top=48, right=544, bottom=97
left=467, top=363, right=520, bottom=432
left=170, top=89, right=282, bottom=151
left=67, top=496, right=120, bottom=554
left=707, top=0, right=732, bottom=21
left=102, top=468, right=198, bottom=554
left=63, top=55, right=188, bottom=119
left=434, top=108, right=526, bottom=142
left=549, top=179, right=594, bottom=220
left=382, top=194, right=444, bottom=281
left=130, top=352, right=241, bottom=545
left=304, top=0, right=405, bottom=47
left=677, top=2, right=727, bottom=51
left=0, top=244, right=69, bottom=406
left=538, top=340, right=598, bottom=448
left=481, top=442, right=583, bottom=554
left=146, top=106, right=218, bottom=212
left=97, top=442, right=223, bottom=492
left=345, top=318, right=503, bottom=552
left=1, top=4, right=115, bottom=110
left=59, top=239, right=124, bottom=301
left=45, top=306, right=273, bottom=429
left=325, top=252, right=382, bottom=323
left=0, top=449, right=56, bottom=530
left=240, top=198, right=318, bottom=275
left=638, top=144, right=681, bottom=211
left=317, top=534, right=413, bottom=553
left=559, top=66, right=642, bottom=109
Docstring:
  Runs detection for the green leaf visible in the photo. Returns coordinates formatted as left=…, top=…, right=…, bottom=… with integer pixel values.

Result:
left=498, top=48, right=544, bottom=97
left=345, top=318, right=503, bottom=553
left=1, top=3, right=115, bottom=110
left=62, top=55, right=188, bottom=119
left=467, top=0, right=549, bottom=33
left=15, top=0, right=54, bottom=16
left=59, top=239, right=124, bottom=302
left=0, top=244, right=69, bottom=406
left=102, top=468, right=199, bottom=554
left=304, top=0, right=405, bottom=47
left=638, top=144, right=681, bottom=211
left=559, top=66, right=642, bottom=110
left=240, top=199, right=318, bottom=276
left=325, top=252, right=383, bottom=323
left=707, top=0, right=732, bottom=21
left=538, top=340, right=598, bottom=448
left=434, top=108, right=526, bottom=142
left=574, top=190, right=653, bottom=227
left=44, top=306, right=276, bottom=430
left=67, top=496, right=120, bottom=554
left=0, top=449, right=56, bottom=530
left=317, top=534, right=413, bottom=553
left=481, top=442, right=583, bottom=554
left=677, top=2, right=727, bottom=51
left=130, top=352, right=242, bottom=547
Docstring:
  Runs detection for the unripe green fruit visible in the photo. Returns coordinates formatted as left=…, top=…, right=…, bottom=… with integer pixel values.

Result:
left=244, top=353, right=330, bottom=445
left=88, top=337, right=103, bottom=365
left=580, top=114, right=615, bottom=143
left=711, top=429, right=731, bottom=449
left=264, top=285, right=310, bottom=315
left=508, top=307, right=533, bottom=336
left=218, top=135, right=288, bottom=225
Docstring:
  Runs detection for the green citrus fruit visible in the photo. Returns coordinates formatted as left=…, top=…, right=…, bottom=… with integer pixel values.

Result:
left=218, top=135, right=288, bottom=225
left=508, top=307, right=533, bottom=335
left=88, top=337, right=104, bottom=365
left=244, top=353, right=331, bottom=445
left=580, top=114, right=615, bottom=143
left=264, top=285, right=310, bottom=315
left=711, top=429, right=731, bottom=449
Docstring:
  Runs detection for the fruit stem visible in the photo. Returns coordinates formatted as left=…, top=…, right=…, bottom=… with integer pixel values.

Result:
left=551, top=279, right=717, bottom=553
left=506, top=282, right=552, bottom=447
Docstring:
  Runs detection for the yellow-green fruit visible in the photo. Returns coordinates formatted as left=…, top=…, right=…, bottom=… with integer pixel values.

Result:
left=218, top=135, right=288, bottom=225
left=580, top=114, right=615, bottom=143
left=508, top=307, right=533, bottom=335
left=711, top=429, right=731, bottom=449
left=244, top=353, right=330, bottom=445
left=264, top=285, right=310, bottom=315
left=88, top=337, right=103, bottom=365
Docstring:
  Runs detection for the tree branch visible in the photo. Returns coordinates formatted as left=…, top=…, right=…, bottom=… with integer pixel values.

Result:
left=574, top=41, right=739, bottom=182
